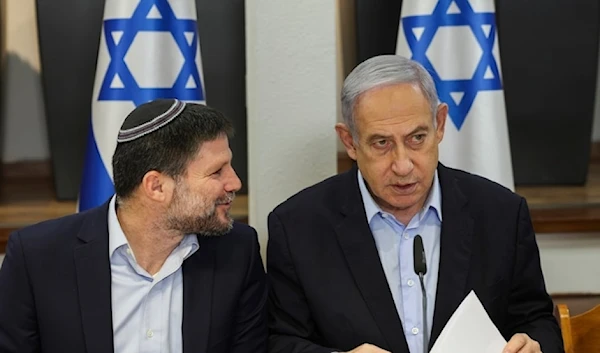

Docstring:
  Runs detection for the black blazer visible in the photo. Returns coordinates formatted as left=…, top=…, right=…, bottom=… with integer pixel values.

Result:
left=267, top=164, right=563, bottom=353
left=0, top=201, right=268, bottom=353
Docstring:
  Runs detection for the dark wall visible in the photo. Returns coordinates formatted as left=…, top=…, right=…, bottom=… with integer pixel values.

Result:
left=196, top=0, right=247, bottom=193
left=37, top=0, right=104, bottom=200
left=355, top=0, right=600, bottom=185
left=36, top=0, right=247, bottom=200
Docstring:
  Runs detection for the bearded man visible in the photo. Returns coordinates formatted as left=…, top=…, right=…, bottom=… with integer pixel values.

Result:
left=0, top=99, right=267, bottom=353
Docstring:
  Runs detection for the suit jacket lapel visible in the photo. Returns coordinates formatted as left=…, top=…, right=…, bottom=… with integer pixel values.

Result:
left=182, top=237, right=216, bottom=353
left=335, top=167, right=410, bottom=353
left=73, top=202, right=114, bottom=353
left=429, top=165, right=474, bottom=348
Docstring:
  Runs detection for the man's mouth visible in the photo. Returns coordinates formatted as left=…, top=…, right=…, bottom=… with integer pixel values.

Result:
left=391, top=183, right=417, bottom=193
left=216, top=193, right=235, bottom=206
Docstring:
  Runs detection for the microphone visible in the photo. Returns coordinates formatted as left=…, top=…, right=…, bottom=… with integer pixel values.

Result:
left=413, top=234, right=427, bottom=275
left=413, top=234, right=429, bottom=353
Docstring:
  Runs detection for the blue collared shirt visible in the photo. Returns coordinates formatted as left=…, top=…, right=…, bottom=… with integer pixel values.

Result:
left=108, top=196, right=199, bottom=353
left=358, top=170, right=442, bottom=353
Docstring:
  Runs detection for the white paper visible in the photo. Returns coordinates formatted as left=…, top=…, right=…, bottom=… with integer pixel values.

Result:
left=430, top=290, right=507, bottom=353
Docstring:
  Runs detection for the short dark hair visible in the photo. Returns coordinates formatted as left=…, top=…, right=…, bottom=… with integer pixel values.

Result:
left=112, top=102, right=234, bottom=199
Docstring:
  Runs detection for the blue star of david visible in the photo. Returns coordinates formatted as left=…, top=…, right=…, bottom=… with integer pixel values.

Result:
left=98, top=0, right=204, bottom=106
left=402, top=0, right=502, bottom=130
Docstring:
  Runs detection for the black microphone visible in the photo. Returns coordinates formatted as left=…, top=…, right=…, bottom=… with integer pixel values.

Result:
left=413, top=234, right=429, bottom=353
left=413, top=235, right=427, bottom=276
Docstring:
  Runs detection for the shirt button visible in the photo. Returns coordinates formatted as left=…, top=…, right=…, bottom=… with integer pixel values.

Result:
left=146, top=329, right=154, bottom=338
left=126, top=248, right=132, bottom=255
left=411, top=327, right=419, bottom=335
left=407, top=279, right=415, bottom=287
left=403, top=233, right=409, bottom=240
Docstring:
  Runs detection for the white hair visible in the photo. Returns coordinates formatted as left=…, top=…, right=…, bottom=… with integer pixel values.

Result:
left=341, top=55, right=440, bottom=139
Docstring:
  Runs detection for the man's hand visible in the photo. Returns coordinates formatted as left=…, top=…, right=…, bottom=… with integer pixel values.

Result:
left=503, top=333, right=542, bottom=353
left=343, top=343, right=390, bottom=353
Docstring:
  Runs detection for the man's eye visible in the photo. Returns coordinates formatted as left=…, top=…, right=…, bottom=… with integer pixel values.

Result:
left=412, top=134, right=426, bottom=143
left=374, top=140, right=389, bottom=148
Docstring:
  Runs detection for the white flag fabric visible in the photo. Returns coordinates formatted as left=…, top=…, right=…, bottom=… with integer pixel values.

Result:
left=396, top=0, right=514, bottom=190
left=78, top=0, right=206, bottom=211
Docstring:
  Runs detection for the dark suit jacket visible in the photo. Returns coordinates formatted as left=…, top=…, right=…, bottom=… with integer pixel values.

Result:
left=267, top=164, right=563, bottom=353
left=0, top=201, right=268, bottom=353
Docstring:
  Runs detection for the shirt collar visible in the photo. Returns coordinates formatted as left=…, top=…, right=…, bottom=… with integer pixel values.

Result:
left=107, top=196, right=199, bottom=260
left=357, top=169, right=443, bottom=225
left=108, top=196, right=128, bottom=258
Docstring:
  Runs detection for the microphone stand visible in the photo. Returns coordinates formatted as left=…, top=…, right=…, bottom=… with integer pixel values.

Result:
left=418, top=271, right=428, bottom=353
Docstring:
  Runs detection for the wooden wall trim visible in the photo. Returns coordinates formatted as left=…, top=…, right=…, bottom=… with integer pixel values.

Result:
left=0, top=161, right=54, bottom=253
left=2, top=160, right=52, bottom=179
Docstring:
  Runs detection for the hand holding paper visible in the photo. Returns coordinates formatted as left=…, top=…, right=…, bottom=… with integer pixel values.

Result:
left=503, top=333, right=543, bottom=353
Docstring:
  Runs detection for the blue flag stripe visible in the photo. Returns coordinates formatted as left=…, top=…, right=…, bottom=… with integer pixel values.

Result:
left=79, top=122, right=115, bottom=211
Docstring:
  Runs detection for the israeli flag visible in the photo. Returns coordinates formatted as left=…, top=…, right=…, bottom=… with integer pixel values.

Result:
left=78, top=0, right=206, bottom=211
left=396, top=0, right=514, bottom=191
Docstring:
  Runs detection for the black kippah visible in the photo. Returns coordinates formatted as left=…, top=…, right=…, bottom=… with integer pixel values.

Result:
left=117, top=98, right=186, bottom=142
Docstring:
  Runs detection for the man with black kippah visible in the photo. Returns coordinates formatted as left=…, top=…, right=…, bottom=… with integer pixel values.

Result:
left=0, top=99, right=268, bottom=353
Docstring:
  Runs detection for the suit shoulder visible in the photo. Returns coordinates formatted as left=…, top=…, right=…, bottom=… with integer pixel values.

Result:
left=208, top=222, right=263, bottom=267
left=271, top=171, right=347, bottom=216
left=216, top=221, right=259, bottom=247
left=230, top=221, right=258, bottom=238
left=444, top=166, right=523, bottom=205
left=12, top=207, right=102, bottom=250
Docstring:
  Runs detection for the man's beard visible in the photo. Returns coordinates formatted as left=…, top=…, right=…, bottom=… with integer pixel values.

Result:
left=166, top=185, right=236, bottom=236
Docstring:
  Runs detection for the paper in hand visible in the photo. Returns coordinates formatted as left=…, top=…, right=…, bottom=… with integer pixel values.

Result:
left=430, top=290, right=507, bottom=353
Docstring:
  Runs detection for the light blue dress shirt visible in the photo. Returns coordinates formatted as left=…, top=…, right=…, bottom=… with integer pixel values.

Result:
left=358, top=170, right=442, bottom=353
left=108, top=196, right=199, bottom=353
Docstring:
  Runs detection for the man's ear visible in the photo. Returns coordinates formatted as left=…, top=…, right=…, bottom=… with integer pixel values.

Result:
left=140, top=170, right=175, bottom=203
left=435, top=103, right=448, bottom=143
left=335, top=123, right=357, bottom=160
